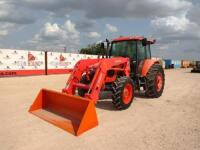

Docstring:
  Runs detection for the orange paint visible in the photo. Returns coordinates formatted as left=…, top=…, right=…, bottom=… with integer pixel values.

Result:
left=29, top=89, right=98, bottom=136
left=141, top=59, right=160, bottom=76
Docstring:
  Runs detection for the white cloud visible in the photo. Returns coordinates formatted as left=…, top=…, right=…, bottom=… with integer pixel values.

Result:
left=43, top=23, right=64, bottom=38
left=152, top=16, right=193, bottom=32
left=64, top=20, right=80, bottom=39
left=0, top=23, right=16, bottom=37
left=187, top=4, right=200, bottom=26
left=64, top=20, right=77, bottom=33
left=0, top=0, right=36, bottom=37
left=31, top=20, right=80, bottom=50
left=0, top=30, right=8, bottom=36
left=0, top=0, right=199, bottom=60
left=106, top=24, right=118, bottom=33
left=151, top=0, right=192, bottom=10
left=151, top=15, right=200, bottom=59
left=87, top=32, right=101, bottom=38
left=0, top=0, right=35, bottom=24
left=151, top=15, right=200, bottom=40
left=22, top=0, right=192, bottom=19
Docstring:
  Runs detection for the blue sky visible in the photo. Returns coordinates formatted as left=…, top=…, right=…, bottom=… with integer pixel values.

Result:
left=0, top=0, right=200, bottom=60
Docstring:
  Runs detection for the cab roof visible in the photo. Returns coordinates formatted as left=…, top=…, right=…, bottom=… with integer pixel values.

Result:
left=112, top=36, right=156, bottom=44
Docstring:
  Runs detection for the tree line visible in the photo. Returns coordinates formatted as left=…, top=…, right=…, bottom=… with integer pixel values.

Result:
left=79, top=43, right=107, bottom=55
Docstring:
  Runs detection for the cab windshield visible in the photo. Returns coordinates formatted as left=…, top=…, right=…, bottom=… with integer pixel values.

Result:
left=111, top=41, right=137, bottom=59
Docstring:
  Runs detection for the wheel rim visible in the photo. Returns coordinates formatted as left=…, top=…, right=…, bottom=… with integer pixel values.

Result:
left=155, top=73, right=163, bottom=92
left=122, top=83, right=133, bottom=104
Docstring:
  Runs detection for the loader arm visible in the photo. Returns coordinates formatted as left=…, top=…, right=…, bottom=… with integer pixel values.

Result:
left=63, top=58, right=100, bottom=95
left=63, top=57, right=130, bottom=102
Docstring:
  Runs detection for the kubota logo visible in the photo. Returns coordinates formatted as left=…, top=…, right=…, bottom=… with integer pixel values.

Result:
left=60, top=54, right=66, bottom=62
left=28, top=52, right=36, bottom=61
left=28, top=52, right=43, bottom=67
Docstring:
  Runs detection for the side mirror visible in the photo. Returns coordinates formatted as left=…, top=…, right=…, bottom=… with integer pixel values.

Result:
left=142, top=38, right=147, bottom=46
left=106, top=39, right=110, bottom=43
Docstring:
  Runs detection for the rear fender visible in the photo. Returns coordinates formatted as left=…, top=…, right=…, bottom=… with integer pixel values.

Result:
left=139, top=59, right=160, bottom=77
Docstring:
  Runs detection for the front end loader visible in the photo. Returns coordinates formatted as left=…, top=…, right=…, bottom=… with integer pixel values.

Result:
left=29, top=36, right=165, bottom=136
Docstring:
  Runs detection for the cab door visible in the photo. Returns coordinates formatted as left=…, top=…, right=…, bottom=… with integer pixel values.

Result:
left=137, top=41, right=151, bottom=74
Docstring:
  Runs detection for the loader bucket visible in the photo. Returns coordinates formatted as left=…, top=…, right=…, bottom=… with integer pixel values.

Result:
left=29, top=89, right=98, bottom=136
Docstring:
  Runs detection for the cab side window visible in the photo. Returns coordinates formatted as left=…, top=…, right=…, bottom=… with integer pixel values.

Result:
left=126, top=41, right=137, bottom=60
left=137, top=41, right=146, bottom=60
left=146, top=44, right=151, bottom=59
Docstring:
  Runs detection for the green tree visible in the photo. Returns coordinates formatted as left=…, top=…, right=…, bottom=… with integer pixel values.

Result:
left=80, top=43, right=106, bottom=55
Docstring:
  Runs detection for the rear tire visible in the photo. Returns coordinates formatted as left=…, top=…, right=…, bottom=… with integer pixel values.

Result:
left=145, top=64, right=165, bottom=98
left=112, top=76, right=134, bottom=110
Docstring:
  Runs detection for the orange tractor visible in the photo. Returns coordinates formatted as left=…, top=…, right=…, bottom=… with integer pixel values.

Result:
left=29, top=36, right=165, bottom=136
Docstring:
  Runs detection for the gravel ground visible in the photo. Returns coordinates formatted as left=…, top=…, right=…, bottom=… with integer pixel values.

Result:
left=0, top=68, right=200, bottom=150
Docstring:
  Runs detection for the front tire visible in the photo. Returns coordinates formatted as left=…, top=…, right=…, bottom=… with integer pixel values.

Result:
left=112, top=76, right=134, bottom=110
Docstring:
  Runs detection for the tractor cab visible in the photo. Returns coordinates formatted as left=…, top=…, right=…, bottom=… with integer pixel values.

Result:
left=109, top=36, right=156, bottom=76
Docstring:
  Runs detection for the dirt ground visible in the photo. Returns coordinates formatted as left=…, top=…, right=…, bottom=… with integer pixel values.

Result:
left=0, top=68, right=200, bottom=150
